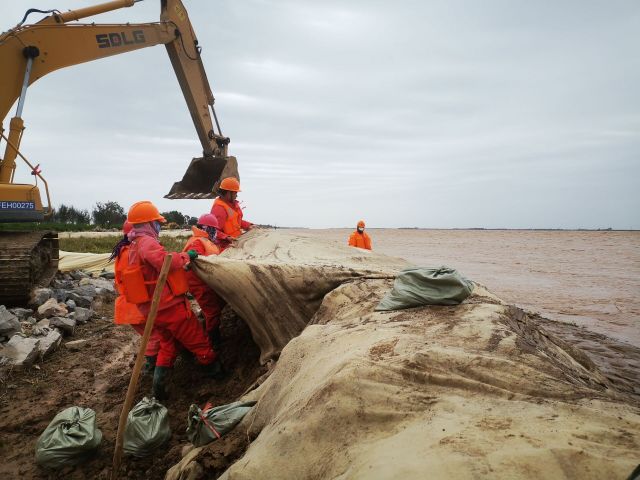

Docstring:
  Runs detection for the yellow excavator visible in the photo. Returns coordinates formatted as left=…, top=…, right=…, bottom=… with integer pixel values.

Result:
left=0, top=0, right=239, bottom=305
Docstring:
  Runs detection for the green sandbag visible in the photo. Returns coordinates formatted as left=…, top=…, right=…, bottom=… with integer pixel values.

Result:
left=123, top=397, right=171, bottom=457
left=376, top=266, right=474, bottom=311
left=187, top=401, right=257, bottom=447
left=35, top=406, right=102, bottom=469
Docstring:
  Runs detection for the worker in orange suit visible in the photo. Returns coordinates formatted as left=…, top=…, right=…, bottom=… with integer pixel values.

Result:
left=123, top=201, right=223, bottom=399
left=111, top=220, right=162, bottom=375
left=211, top=176, right=253, bottom=250
left=348, top=220, right=372, bottom=250
left=182, top=213, right=225, bottom=348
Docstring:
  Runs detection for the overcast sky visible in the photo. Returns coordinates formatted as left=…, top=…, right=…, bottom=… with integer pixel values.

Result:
left=3, top=0, right=639, bottom=228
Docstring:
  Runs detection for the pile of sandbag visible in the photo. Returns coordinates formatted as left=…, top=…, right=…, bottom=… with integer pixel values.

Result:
left=180, top=230, right=640, bottom=479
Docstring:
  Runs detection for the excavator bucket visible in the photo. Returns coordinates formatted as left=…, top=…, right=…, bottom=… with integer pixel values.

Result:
left=165, top=155, right=239, bottom=199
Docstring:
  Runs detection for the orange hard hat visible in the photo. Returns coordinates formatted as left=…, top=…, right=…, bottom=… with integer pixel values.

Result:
left=127, top=201, right=166, bottom=224
left=122, top=221, right=133, bottom=235
left=357, top=220, right=366, bottom=228
left=197, top=213, right=219, bottom=228
left=219, top=177, right=241, bottom=192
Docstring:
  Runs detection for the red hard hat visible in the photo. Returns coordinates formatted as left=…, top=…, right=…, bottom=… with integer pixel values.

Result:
left=127, top=201, right=166, bottom=224
left=197, top=213, right=219, bottom=228
left=122, top=221, right=133, bottom=234
left=219, top=177, right=241, bottom=192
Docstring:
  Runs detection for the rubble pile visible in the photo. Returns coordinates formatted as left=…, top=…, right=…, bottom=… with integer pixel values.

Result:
left=0, top=270, right=115, bottom=368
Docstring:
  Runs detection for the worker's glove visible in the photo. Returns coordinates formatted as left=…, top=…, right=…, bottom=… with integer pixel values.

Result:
left=187, top=250, right=198, bottom=261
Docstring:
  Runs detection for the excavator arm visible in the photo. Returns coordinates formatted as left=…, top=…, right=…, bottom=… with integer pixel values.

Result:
left=0, top=0, right=236, bottom=219
left=0, top=0, right=236, bottom=306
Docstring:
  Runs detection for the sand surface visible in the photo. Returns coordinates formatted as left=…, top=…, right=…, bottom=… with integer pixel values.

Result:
left=293, top=229, right=640, bottom=347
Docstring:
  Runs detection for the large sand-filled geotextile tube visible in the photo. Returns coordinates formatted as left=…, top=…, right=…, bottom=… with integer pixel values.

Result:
left=184, top=230, right=639, bottom=479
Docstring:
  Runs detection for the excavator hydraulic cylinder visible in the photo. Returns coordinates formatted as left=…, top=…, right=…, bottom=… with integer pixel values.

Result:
left=54, top=0, right=136, bottom=23
left=0, top=117, right=25, bottom=183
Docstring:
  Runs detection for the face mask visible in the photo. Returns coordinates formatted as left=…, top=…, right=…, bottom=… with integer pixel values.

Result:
left=207, top=227, right=217, bottom=241
left=153, top=221, right=162, bottom=234
left=357, top=227, right=364, bottom=233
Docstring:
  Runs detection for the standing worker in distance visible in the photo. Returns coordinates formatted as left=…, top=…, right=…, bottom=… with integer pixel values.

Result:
left=182, top=213, right=225, bottom=348
left=348, top=220, right=372, bottom=250
left=122, top=201, right=223, bottom=399
left=211, top=177, right=253, bottom=249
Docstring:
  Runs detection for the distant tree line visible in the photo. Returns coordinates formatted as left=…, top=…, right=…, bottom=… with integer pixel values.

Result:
left=50, top=202, right=195, bottom=229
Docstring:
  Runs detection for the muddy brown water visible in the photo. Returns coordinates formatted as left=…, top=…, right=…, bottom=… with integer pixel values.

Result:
left=295, top=229, right=639, bottom=347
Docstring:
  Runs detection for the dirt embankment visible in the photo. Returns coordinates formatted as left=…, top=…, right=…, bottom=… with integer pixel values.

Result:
left=0, top=299, right=264, bottom=480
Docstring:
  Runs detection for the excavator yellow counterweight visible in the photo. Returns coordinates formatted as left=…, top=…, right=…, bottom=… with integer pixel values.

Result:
left=0, top=184, right=45, bottom=222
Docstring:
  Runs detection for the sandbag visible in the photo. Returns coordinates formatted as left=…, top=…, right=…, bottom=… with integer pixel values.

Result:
left=375, top=266, right=474, bottom=311
left=187, top=401, right=256, bottom=447
left=123, top=397, right=171, bottom=457
left=35, top=406, right=102, bottom=469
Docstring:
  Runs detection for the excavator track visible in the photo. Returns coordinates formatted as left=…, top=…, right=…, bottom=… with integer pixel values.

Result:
left=0, top=231, right=59, bottom=306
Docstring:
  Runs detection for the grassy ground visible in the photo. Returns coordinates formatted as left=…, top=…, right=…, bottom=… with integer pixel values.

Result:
left=59, top=235, right=190, bottom=253
left=0, top=222, right=94, bottom=232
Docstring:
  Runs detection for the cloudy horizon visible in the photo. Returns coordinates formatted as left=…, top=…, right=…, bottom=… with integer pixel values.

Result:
left=2, top=0, right=639, bottom=229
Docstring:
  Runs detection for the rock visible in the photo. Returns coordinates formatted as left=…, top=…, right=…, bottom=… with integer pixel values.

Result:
left=70, top=270, right=89, bottom=280
left=65, top=299, right=77, bottom=311
left=52, top=288, right=68, bottom=303
left=25, top=317, right=37, bottom=325
left=67, top=292, right=93, bottom=308
left=0, top=306, right=21, bottom=338
left=65, top=339, right=88, bottom=351
left=80, top=277, right=116, bottom=294
left=73, top=285, right=98, bottom=298
left=36, top=318, right=50, bottom=329
left=37, top=298, right=68, bottom=318
left=30, top=287, right=53, bottom=306
left=165, top=447, right=205, bottom=480
left=94, top=287, right=115, bottom=298
left=20, top=322, right=34, bottom=336
left=31, top=325, right=48, bottom=336
left=51, top=277, right=75, bottom=290
left=0, top=335, right=40, bottom=367
left=100, top=271, right=115, bottom=280
left=49, top=317, right=76, bottom=336
left=38, top=329, right=62, bottom=357
left=9, top=307, right=33, bottom=320
left=71, top=307, right=94, bottom=324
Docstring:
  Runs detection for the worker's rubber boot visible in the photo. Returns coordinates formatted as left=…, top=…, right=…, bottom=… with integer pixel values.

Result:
left=179, top=349, right=196, bottom=364
left=201, top=359, right=226, bottom=380
left=143, top=355, right=157, bottom=376
left=152, top=366, right=170, bottom=400
left=209, top=327, right=222, bottom=351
